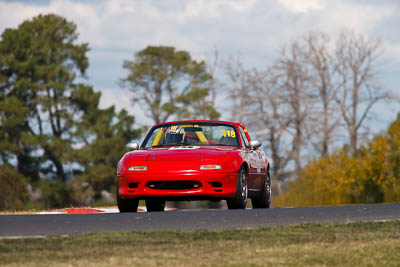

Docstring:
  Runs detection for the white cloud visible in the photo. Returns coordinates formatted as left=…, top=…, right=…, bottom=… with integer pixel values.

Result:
left=0, top=1, right=44, bottom=29
left=320, top=1, right=395, bottom=35
left=278, top=0, right=324, bottom=13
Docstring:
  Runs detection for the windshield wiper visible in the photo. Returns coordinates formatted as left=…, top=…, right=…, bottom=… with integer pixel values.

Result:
left=177, top=142, right=193, bottom=146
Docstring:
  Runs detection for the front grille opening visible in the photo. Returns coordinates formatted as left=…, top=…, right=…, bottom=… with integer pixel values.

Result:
left=128, top=183, right=139, bottom=188
left=147, top=181, right=202, bottom=190
left=214, top=189, right=222, bottom=192
left=128, top=190, right=135, bottom=193
left=210, top=182, right=223, bottom=188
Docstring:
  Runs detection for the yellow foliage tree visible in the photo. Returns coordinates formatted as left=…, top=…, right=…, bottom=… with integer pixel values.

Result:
left=275, top=114, right=400, bottom=206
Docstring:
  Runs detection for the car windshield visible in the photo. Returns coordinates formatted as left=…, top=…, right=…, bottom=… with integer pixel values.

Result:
left=142, top=123, right=240, bottom=148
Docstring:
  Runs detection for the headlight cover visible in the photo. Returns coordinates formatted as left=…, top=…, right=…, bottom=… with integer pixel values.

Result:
left=128, top=166, right=148, bottom=171
left=200, top=164, right=222, bottom=170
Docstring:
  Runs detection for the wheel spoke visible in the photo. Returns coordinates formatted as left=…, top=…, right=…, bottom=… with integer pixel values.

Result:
left=241, top=172, right=247, bottom=200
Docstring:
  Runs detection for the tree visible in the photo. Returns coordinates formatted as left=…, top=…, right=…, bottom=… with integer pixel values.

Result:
left=224, top=55, right=253, bottom=122
left=0, top=14, right=142, bottom=209
left=274, top=113, right=400, bottom=206
left=121, top=46, right=220, bottom=124
left=303, top=32, right=341, bottom=157
left=69, top=86, right=141, bottom=205
left=223, top=56, right=292, bottom=194
left=0, top=97, right=28, bottom=165
left=334, top=30, right=390, bottom=156
left=251, top=70, right=292, bottom=194
left=223, top=30, right=390, bottom=197
left=0, top=164, right=29, bottom=210
left=0, top=14, right=89, bottom=182
left=272, top=40, right=315, bottom=175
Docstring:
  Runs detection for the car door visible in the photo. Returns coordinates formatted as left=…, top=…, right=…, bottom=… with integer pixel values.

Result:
left=250, top=149, right=266, bottom=190
left=238, top=127, right=261, bottom=190
left=256, top=149, right=267, bottom=174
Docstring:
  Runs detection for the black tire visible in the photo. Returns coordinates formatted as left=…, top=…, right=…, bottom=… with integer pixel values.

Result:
left=145, top=198, right=166, bottom=212
left=251, top=172, right=271, bottom=209
left=227, top=166, right=248, bottom=209
left=117, top=188, right=139, bottom=212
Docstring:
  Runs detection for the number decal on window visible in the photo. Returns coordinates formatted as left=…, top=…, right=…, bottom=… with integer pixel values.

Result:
left=222, top=130, right=236, bottom=138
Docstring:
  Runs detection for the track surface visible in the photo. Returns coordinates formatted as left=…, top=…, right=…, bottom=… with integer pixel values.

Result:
left=1, top=203, right=400, bottom=237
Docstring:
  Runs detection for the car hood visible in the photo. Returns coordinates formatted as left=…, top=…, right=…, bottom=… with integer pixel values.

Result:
left=125, top=146, right=237, bottom=162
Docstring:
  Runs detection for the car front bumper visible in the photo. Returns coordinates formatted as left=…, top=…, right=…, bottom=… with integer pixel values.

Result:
left=117, top=171, right=237, bottom=200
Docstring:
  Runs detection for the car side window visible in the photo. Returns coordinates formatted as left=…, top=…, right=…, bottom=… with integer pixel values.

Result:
left=239, top=127, right=250, bottom=148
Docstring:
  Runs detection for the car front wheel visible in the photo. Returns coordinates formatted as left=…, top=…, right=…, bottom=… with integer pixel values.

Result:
left=227, top=166, right=248, bottom=209
left=117, top=188, right=139, bottom=212
left=146, top=198, right=166, bottom=212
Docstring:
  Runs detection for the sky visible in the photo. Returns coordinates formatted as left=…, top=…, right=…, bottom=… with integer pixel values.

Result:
left=1, top=0, right=399, bottom=131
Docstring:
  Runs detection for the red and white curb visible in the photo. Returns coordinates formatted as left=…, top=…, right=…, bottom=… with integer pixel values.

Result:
left=37, top=207, right=176, bottom=214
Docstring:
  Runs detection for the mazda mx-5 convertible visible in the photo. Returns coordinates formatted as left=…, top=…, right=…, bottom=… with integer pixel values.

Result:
left=116, top=120, right=271, bottom=212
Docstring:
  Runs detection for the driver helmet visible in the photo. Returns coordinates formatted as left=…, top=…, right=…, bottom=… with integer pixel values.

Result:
left=165, top=125, right=185, bottom=143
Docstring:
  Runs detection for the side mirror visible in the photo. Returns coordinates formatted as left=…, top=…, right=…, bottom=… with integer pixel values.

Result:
left=249, top=140, right=262, bottom=150
left=126, top=142, right=140, bottom=151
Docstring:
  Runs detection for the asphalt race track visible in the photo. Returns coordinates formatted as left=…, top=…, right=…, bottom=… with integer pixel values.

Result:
left=1, top=203, right=400, bottom=237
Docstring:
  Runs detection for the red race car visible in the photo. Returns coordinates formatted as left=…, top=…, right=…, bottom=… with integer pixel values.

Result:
left=116, top=120, right=271, bottom=212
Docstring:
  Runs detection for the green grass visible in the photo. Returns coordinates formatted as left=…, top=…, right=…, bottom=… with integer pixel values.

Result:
left=1, top=221, right=399, bottom=266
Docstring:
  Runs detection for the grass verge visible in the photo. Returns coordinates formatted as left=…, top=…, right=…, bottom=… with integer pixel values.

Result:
left=1, top=221, right=399, bottom=266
